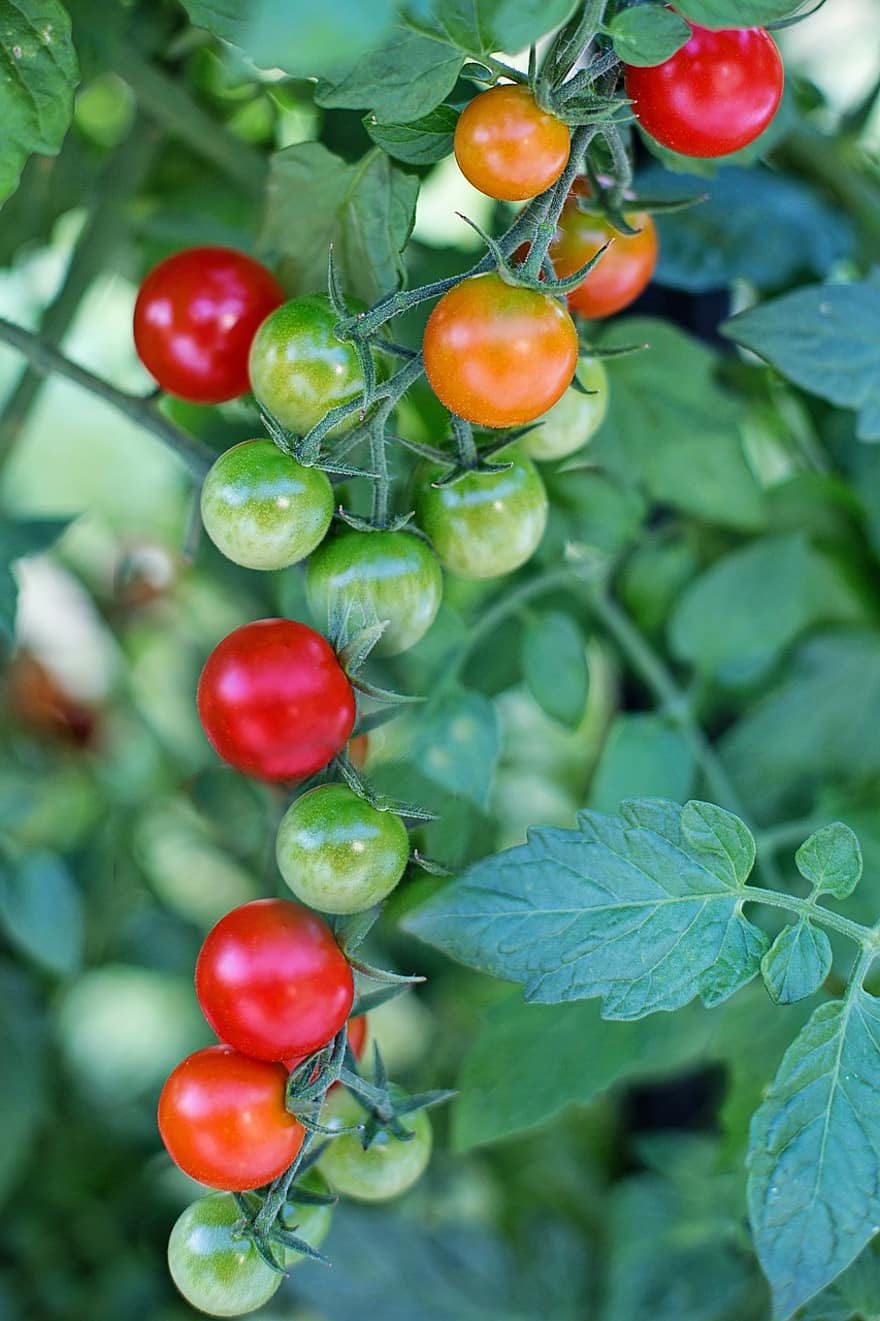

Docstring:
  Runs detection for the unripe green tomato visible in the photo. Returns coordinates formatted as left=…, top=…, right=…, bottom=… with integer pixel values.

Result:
left=521, top=358, right=609, bottom=462
left=276, top=783, right=409, bottom=914
left=200, top=439, right=333, bottom=570
left=167, top=1193, right=281, bottom=1317
left=414, top=446, right=548, bottom=580
left=281, top=1171, right=334, bottom=1267
left=248, top=295, right=365, bottom=437
left=318, top=1087, right=432, bottom=1201
left=306, top=530, right=443, bottom=656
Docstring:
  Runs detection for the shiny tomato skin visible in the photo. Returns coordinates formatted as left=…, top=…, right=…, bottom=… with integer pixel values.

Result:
left=195, top=898, right=354, bottom=1062
left=454, top=84, right=571, bottom=202
left=549, top=186, right=658, bottom=319
left=158, top=1046, right=304, bottom=1191
left=167, top=1193, right=282, bottom=1315
left=625, top=25, right=783, bottom=158
left=133, top=247, right=284, bottom=403
left=423, top=272, right=578, bottom=428
left=197, top=619, right=355, bottom=782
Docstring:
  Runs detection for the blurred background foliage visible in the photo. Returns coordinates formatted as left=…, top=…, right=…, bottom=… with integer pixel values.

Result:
left=2, top=1, right=880, bottom=1318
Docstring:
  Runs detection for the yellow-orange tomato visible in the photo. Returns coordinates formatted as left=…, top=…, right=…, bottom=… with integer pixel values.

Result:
left=549, top=180, right=658, bottom=319
left=422, top=272, right=578, bottom=428
left=454, top=85, right=571, bottom=202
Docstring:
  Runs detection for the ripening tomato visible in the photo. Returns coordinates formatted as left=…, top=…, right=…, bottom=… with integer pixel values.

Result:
left=454, top=84, right=571, bottom=202
left=547, top=181, right=657, bottom=319
left=423, top=272, right=578, bottom=428
left=133, top=247, right=284, bottom=403
left=306, top=529, right=443, bottom=656
left=414, top=447, right=548, bottom=579
left=158, top=1046, right=304, bottom=1190
left=248, top=295, right=366, bottom=437
left=197, top=619, right=355, bottom=781
left=200, top=440, right=333, bottom=570
left=195, top=898, right=354, bottom=1061
left=522, top=357, right=609, bottom=461
left=167, top=1193, right=282, bottom=1316
left=625, top=24, right=783, bottom=158
left=276, top=784, right=410, bottom=915
left=318, top=1087, right=432, bottom=1201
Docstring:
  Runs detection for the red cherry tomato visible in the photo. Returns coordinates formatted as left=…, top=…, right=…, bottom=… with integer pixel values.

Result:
left=625, top=24, right=783, bottom=159
left=196, top=898, right=355, bottom=1062
left=197, top=619, right=356, bottom=782
left=454, top=84, right=571, bottom=202
left=133, top=247, right=284, bottom=403
left=158, top=1046, right=304, bottom=1191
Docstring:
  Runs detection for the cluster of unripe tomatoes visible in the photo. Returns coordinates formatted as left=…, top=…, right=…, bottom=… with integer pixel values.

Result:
left=131, top=17, right=784, bottom=1314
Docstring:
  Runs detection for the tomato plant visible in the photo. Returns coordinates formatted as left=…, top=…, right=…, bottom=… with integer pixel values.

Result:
left=167, top=1193, right=282, bottom=1316
left=195, top=898, right=354, bottom=1060
left=547, top=181, right=658, bottom=318
left=318, top=1088, right=433, bottom=1202
left=133, top=247, right=284, bottom=403
left=453, top=84, right=571, bottom=201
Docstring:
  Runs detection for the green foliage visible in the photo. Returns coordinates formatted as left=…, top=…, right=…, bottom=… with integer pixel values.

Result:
left=365, top=104, right=459, bottom=165
left=416, top=689, right=501, bottom=809
left=759, top=918, right=831, bottom=1005
left=0, top=851, right=83, bottom=976
left=0, top=516, right=71, bottom=643
left=588, top=714, right=695, bottom=811
left=673, top=0, right=804, bottom=25
left=408, top=0, right=580, bottom=56
left=521, top=611, right=589, bottom=729
left=796, top=823, right=864, bottom=900
left=609, top=6, right=691, bottom=67
left=315, top=27, right=466, bottom=122
left=0, top=0, right=78, bottom=204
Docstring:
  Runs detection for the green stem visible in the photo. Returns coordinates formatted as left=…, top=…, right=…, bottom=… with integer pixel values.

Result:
left=478, top=54, right=529, bottom=85
left=253, top=1133, right=314, bottom=1236
left=741, top=885, right=876, bottom=950
left=0, top=316, right=215, bottom=478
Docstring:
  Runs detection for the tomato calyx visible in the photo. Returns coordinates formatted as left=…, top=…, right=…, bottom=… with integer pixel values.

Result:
left=332, top=1048, right=455, bottom=1150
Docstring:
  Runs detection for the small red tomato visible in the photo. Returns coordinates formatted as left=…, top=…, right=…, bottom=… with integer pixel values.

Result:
left=454, top=84, right=571, bottom=202
left=625, top=24, right=783, bottom=159
left=158, top=1046, right=304, bottom=1191
left=197, top=619, right=356, bottom=782
left=133, top=247, right=284, bottom=403
left=196, top=899, right=355, bottom=1063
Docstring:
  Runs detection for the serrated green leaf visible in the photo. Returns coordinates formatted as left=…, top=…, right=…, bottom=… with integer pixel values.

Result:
left=0, top=1, right=78, bottom=205
left=722, top=274, right=880, bottom=443
left=407, top=0, right=580, bottom=57
left=673, top=0, right=803, bottom=25
left=404, top=798, right=762, bottom=1015
left=0, top=852, right=84, bottom=976
left=416, top=689, right=501, bottom=810
left=702, top=912, right=770, bottom=1008
left=795, top=823, right=863, bottom=901
left=589, top=713, right=695, bottom=813
left=181, top=0, right=396, bottom=77
left=610, top=6, right=691, bottom=67
left=521, top=612, right=589, bottom=729
left=365, top=104, right=458, bottom=165
left=592, top=319, right=764, bottom=530
left=748, top=992, right=880, bottom=1319
left=760, top=919, right=832, bottom=1006
left=259, top=142, right=417, bottom=303
left=0, top=515, right=71, bottom=644
left=315, top=28, right=464, bottom=123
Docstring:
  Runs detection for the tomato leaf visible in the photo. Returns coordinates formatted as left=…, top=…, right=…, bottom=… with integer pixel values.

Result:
left=415, top=689, right=501, bottom=810
left=748, top=992, right=880, bottom=1318
left=365, top=104, right=459, bottom=165
left=799, top=1246, right=880, bottom=1321
left=259, top=143, right=417, bottom=303
left=760, top=919, right=832, bottom=1005
left=315, top=28, right=465, bottom=123
left=0, top=0, right=78, bottom=205
left=721, top=273, right=880, bottom=442
left=795, top=823, right=863, bottom=900
left=673, top=0, right=805, bottom=26
left=0, top=963, right=48, bottom=1201
left=406, top=0, right=580, bottom=56
left=609, top=6, right=691, bottom=67
left=521, top=611, right=589, bottom=729
left=589, top=714, right=695, bottom=812
left=0, top=852, right=84, bottom=976
left=405, top=798, right=765, bottom=1014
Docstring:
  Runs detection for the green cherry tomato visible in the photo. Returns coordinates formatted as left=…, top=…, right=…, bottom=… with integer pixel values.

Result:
left=318, top=1087, right=432, bottom=1201
left=276, top=783, right=409, bottom=915
left=521, top=358, right=609, bottom=463
left=306, top=529, right=443, bottom=656
left=281, top=1171, right=334, bottom=1268
left=167, top=1193, right=281, bottom=1317
left=248, top=295, right=366, bottom=437
left=200, top=439, right=333, bottom=570
left=414, top=446, right=548, bottom=580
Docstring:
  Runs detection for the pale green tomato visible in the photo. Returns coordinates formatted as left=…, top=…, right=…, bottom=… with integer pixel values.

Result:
left=521, top=358, right=609, bottom=462
left=167, top=1193, right=281, bottom=1317
left=318, top=1087, right=432, bottom=1201
left=200, top=440, right=333, bottom=570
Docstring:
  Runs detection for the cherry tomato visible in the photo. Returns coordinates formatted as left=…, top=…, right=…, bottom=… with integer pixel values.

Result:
left=281, top=1171, right=334, bottom=1267
left=197, top=619, right=355, bottom=781
left=625, top=24, right=783, bottom=158
left=423, top=273, right=578, bottom=428
left=276, top=784, right=409, bottom=915
left=522, top=357, right=609, bottom=461
left=200, top=440, right=333, bottom=570
left=318, top=1087, right=432, bottom=1201
left=454, top=84, right=571, bottom=202
left=548, top=182, right=657, bottom=319
left=414, top=447, right=548, bottom=579
left=133, top=247, right=284, bottom=404
left=248, top=295, right=366, bottom=437
left=196, top=898, right=354, bottom=1061
left=158, top=1046, right=304, bottom=1191
left=167, top=1193, right=281, bottom=1316
left=306, top=530, right=443, bottom=656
